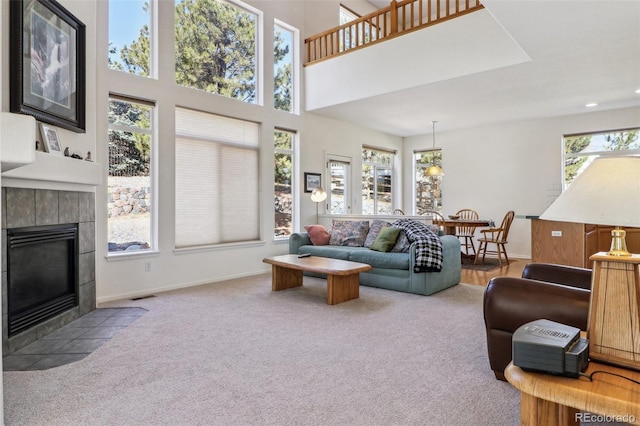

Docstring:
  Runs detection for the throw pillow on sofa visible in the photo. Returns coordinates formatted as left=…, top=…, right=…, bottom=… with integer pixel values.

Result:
left=329, top=220, right=370, bottom=247
left=371, top=227, right=401, bottom=252
left=364, top=220, right=390, bottom=248
left=390, top=231, right=411, bottom=252
left=304, top=225, right=330, bottom=245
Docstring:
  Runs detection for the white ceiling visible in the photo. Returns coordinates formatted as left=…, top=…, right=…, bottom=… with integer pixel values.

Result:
left=305, top=0, right=640, bottom=136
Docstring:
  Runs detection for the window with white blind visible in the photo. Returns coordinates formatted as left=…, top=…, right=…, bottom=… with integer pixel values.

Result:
left=175, top=108, right=260, bottom=248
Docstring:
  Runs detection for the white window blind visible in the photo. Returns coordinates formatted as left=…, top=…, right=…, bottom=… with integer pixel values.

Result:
left=175, top=108, right=260, bottom=248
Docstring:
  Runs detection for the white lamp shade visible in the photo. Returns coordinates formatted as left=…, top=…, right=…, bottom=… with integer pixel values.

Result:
left=539, top=156, right=640, bottom=227
left=310, top=187, right=327, bottom=202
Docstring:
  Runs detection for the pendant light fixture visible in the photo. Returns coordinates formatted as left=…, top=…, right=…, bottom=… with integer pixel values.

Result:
left=425, top=121, right=444, bottom=176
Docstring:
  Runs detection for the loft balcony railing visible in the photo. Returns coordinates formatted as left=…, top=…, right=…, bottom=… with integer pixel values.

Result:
left=305, top=0, right=484, bottom=65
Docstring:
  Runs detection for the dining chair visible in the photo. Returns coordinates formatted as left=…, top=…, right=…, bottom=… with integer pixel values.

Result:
left=423, top=210, right=445, bottom=232
left=474, top=210, right=515, bottom=266
left=392, top=209, right=405, bottom=215
left=454, top=208, right=479, bottom=257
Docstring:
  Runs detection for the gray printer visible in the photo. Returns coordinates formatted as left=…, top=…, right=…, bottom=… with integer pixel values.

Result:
left=512, top=319, right=589, bottom=378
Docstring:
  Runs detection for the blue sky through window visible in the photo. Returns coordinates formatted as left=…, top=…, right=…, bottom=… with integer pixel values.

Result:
left=108, top=0, right=148, bottom=65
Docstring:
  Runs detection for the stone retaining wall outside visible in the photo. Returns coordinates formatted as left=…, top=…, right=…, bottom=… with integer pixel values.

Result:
left=108, top=186, right=151, bottom=218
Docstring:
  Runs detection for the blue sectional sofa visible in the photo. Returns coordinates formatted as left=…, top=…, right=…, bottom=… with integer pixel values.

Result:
left=289, top=231, right=462, bottom=296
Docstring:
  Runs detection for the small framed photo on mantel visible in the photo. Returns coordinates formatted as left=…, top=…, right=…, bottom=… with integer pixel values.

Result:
left=40, top=123, right=63, bottom=155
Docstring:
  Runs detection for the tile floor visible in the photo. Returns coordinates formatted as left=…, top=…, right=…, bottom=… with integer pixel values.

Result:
left=3, top=307, right=147, bottom=371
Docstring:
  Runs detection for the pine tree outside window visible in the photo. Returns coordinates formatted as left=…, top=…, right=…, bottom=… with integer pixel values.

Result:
left=274, top=21, right=298, bottom=113
left=415, top=149, right=443, bottom=215
left=275, top=129, right=296, bottom=237
left=175, top=0, right=260, bottom=104
left=563, top=128, right=639, bottom=189
left=108, top=0, right=153, bottom=77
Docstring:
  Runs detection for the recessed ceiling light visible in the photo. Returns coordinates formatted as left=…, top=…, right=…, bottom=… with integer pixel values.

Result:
left=585, top=103, right=598, bottom=108
left=636, top=89, right=640, bottom=94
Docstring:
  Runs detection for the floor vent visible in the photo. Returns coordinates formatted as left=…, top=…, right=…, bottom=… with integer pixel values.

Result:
left=130, top=295, right=156, bottom=301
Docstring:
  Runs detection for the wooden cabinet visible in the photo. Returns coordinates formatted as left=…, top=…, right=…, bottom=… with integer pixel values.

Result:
left=531, top=219, right=640, bottom=268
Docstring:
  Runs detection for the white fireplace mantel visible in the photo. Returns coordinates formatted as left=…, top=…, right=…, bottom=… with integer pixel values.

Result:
left=2, top=151, right=102, bottom=191
left=1, top=112, right=101, bottom=191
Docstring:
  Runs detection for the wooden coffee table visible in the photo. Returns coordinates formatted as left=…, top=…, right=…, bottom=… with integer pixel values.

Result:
left=262, top=254, right=373, bottom=305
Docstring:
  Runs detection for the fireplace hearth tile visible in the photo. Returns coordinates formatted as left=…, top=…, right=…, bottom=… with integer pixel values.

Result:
left=53, top=338, right=109, bottom=354
left=83, top=307, right=147, bottom=319
left=79, top=326, right=125, bottom=339
left=100, top=316, right=141, bottom=327
left=3, top=307, right=146, bottom=371
left=14, top=338, right=70, bottom=355
left=2, top=354, right=43, bottom=371
left=41, top=326, right=88, bottom=340
left=65, top=316, right=108, bottom=328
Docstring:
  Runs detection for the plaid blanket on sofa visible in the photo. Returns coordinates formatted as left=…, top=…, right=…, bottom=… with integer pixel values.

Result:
left=392, top=219, right=443, bottom=273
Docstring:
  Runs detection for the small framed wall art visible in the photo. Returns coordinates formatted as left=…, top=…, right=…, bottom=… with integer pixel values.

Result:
left=40, top=123, right=63, bottom=155
left=304, top=172, right=321, bottom=193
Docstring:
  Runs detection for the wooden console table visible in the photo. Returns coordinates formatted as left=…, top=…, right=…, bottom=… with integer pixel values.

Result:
left=505, top=361, right=640, bottom=425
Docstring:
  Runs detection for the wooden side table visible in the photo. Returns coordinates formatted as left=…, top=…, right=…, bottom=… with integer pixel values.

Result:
left=505, top=361, right=640, bottom=425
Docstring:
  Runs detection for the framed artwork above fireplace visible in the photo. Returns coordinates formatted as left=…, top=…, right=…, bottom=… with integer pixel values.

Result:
left=9, top=0, right=86, bottom=133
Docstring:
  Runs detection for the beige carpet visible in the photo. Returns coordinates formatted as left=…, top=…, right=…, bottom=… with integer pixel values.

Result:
left=3, top=274, right=519, bottom=425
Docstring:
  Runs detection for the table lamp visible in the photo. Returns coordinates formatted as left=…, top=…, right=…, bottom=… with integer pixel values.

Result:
left=539, top=155, right=640, bottom=370
left=310, top=186, right=327, bottom=224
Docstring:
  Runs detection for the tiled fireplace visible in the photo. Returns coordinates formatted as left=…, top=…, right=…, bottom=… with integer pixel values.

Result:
left=2, top=188, right=96, bottom=355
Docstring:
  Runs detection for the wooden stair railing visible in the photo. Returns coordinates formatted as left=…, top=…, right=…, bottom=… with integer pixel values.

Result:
left=305, top=0, right=484, bottom=65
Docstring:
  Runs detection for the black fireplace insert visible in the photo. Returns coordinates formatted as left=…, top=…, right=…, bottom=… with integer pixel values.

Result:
left=7, top=224, right=79, bottom=337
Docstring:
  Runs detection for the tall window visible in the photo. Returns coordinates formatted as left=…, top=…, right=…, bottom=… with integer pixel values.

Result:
left=274, top=129, right=295, bottom=237
left=175, top=0, right=259, bottom=104
left=175, top=108, right=260, bottom=248
left=415, top=150, right=443, bottom=214
left=362, top=147, right=393, bottom=215
left=327, top=157, right=351, bottom=214
left=274, top=21, right=296, bottom=113
left=108, top=0, right=153, bottom=77
left=107, top=97, right=154, bottom=253
left=564, top=128, right=639, bottom=188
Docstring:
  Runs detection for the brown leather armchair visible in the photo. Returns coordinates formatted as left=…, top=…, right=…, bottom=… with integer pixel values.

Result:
left=483, top=263, right=592, bottom=380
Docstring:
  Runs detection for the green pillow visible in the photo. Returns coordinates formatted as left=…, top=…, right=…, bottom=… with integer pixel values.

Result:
left=371, top=227, right=401, bottom=252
